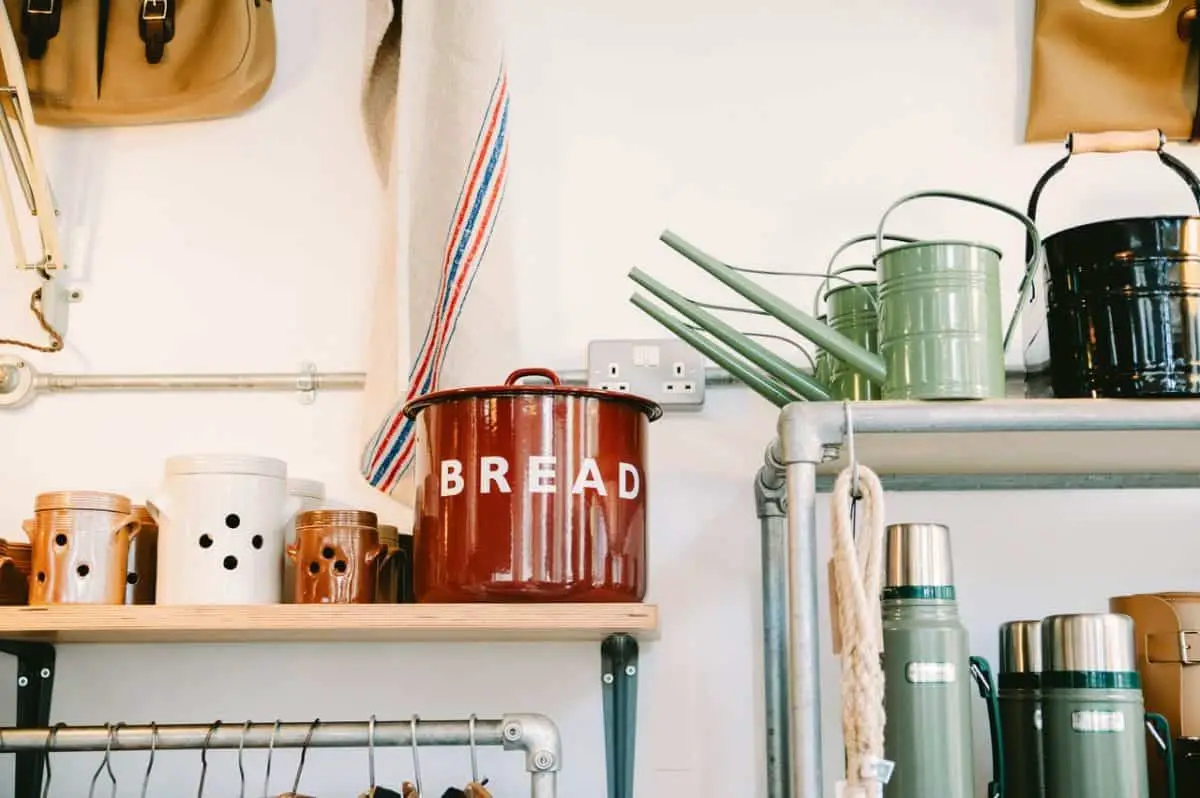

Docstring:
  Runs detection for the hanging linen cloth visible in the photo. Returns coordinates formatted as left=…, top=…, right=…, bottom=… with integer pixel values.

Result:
left=358, top=0, right=521, bottom=505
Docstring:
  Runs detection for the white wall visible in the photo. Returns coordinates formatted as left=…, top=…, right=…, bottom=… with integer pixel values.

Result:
left=2, top=0, right=1199, bottom=795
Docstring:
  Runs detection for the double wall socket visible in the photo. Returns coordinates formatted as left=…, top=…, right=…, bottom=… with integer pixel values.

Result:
left=586, top=338, right=706, bottom=410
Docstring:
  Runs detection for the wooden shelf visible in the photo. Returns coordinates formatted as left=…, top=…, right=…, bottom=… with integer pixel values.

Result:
left=0, top=603, right=659, bottom=644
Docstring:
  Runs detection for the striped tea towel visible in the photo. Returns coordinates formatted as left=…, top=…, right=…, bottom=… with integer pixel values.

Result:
left=358, top=0, right=521, bottom=506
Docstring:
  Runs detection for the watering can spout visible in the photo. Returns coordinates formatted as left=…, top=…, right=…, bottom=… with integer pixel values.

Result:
left=658, top=229, right=888, bottom=385
left=627, top=267, right=834, bottom=402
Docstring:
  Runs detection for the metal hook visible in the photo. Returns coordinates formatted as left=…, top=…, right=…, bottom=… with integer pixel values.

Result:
left=140, top=722, right=158, bottom=798
left=237, top=720, right=252, bottom=798
left=843, top=400, right=860, bottom=499
left=468, top=713, right=479, bottom=782
left=409, top=714, right=423, bottom=794
left=41, top=722, right=64, bottom=798
left=262, top=720, right=281, bottom=798
left=291, top=718, right=319, bottom=794
left=197, top=720, right=221, bottom=798
left=87, top=722, right=118, bottom=798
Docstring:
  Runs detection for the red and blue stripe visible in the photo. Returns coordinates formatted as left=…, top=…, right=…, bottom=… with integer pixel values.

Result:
left=361, top=63, right=511, bottom=494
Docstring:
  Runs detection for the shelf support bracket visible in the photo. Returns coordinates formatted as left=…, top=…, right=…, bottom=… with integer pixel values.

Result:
left=0, top=640, right=56, bottom=798
left=601, top=633, right=638, bottom=798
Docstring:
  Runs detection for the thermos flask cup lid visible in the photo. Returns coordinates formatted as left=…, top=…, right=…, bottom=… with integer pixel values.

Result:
left=884, top=522, right=955, bottom=589
left=999, top=620, right=1043, bottom=674
left=1041, top=612, right=1137, bottom=674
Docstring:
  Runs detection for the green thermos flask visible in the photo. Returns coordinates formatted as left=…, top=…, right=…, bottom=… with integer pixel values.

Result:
left=881, top=522, right=1004, bottom=798
left=999, top=620, right=1045, bottom=798
left=1041, top=613, right=1176, bottom=798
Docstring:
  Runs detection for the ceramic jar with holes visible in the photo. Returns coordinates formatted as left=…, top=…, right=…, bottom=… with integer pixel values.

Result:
left=288, top=509, right=388, bottom=604
left=149, top=454, right=300, bottom=605
left=283, top=478, right=326, bottom=603
left=125, top=505, right=158, bottom=604
left=24, top=491, right=140, bottom=604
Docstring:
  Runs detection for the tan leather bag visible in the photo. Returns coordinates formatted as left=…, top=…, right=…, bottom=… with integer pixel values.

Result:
left=1026, top=0, right=1200, bottom=142
left=0, top=0, right=275, bottom=127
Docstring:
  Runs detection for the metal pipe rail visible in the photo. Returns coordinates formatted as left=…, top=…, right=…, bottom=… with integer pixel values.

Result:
left=0, top=355, right=737, bottom=408
left=0, top=714, right=562, bottom=797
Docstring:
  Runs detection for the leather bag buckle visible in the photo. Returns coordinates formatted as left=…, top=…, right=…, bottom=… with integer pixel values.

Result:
left=139, top=0, right=175, bottom=65
left=1147, top=630, right=1200, bottom=665
left=21, top=0, right=61, bottom=61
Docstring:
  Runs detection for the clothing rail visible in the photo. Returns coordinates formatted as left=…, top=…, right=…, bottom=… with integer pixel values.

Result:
left=0, top=714, right=562, bottom=798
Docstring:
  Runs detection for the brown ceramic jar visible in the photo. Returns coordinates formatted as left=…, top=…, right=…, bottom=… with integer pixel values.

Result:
left=24, top=491, right=139, bottom=605
left=287, top=509, right=388, bottom=604
left=0, top=540, right=31, bottom=604
left=125, top=505, right=158, bottom=604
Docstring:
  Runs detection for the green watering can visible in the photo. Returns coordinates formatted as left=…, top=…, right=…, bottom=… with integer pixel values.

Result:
left=636, top=190, right=1043, bottom=401
left=812, top=233, right=920, bottom=401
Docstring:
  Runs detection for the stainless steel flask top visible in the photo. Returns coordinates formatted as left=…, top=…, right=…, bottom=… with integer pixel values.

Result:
left=1041, top=612, right=1137, bottom=673
left=1000, top=620, right=1043, bottom=674
left=884, top=522, right=955, bottom=590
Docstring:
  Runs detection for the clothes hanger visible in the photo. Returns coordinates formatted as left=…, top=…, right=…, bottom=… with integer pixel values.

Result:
left=196, top=720, right=222, bottom=798
left=440, top=715, right=492, bottom=798
left=140, top=722, right=158, bottom=798
left=263, top=720, right=281, bottom=798
left=87, top=722, right=120, bottom=798
left=402, top=715, right=422, bottom=797
left=277, top=718, right=318, bottom=798
left=40, top=722, right=64, bottom=798
left=359, top=714, right=405, bottom=798
left=238, top=720, right=252, bottom=798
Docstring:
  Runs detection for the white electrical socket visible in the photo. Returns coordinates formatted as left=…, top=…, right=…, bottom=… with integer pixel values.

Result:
left=587, top=339, right=706, bottom=410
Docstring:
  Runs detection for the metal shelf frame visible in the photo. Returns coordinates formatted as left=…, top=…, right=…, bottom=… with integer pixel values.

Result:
left=754, top=398, right=1200, bottom=798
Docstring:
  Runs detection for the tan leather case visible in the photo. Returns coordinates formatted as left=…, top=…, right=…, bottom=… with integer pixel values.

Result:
left=1110, top=592, right=1200, bottom=737
left=0, top=0, right=275, bottom=127
left=1026, top=0, right=1197, bottom=142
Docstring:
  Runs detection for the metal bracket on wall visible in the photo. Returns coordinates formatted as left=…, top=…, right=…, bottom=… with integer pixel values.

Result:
left=601, top=633, right=639, bottom=798
left=0, top=640, right=55, bottom=798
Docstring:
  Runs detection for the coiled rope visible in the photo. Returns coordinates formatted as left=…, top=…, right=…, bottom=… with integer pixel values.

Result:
left=830, top=461, right=888, bottom=798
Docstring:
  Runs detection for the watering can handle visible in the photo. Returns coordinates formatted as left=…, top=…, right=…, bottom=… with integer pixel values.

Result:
left=811, top=233, right=918, bottom=317
left=810, top=266, right=881, bottom=319
left=969, top=656, right=1005, bottom=798
left=1145, top=712, right=1177, bottom=798
left=873, top=189, right=1042, bottom=353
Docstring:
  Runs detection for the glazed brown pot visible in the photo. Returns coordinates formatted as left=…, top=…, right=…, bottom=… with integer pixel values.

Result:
left=125, top=505, right=158, bottom=604
left=24, top=491, right=140, bottom=605
left=402, top=367, right=662, bottom=603
left=376, top=523, right=400, bottom=603
left=0, top=540, right=31, bottom=605
left=287, top=509, right=388, bottom=604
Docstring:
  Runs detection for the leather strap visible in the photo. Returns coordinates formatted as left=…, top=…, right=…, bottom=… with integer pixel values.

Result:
left=138, top=0, right=175, bottom=65
left=20, top=0, right=61, bottom=60
left=1147, top=631, right=1200, bottom=664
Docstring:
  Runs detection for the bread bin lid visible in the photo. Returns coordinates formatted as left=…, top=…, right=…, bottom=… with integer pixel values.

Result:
left=402, top=367, right=663, bottom=421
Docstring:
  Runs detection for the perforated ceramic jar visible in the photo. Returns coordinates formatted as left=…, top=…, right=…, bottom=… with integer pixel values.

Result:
left=25, top=491, right=139, bottom=605
left=150, top=454, right=299, bottom=605
left=282, top=478, right=326, bottom=603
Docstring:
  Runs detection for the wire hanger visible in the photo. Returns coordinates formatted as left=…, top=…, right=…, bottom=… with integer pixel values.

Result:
left=40, top=722, right=64, bottom=798
left=844, top=400, right=861, bottom=500
left=404, top=715, right=423, bottom=797
left=237, top=720, right=252, bottom=798
left=140, top=722, right=158, bottom=798
left=290, top=718, right=319, bottom=795
left=196, top=720, right=221, bottom=797
left=87, top=722, right=120, bottom=798
left=263, top=720, right=281, bottom=798
left=367, top=714, right=377, bottom=791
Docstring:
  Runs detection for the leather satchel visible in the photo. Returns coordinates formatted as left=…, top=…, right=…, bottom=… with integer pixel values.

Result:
left=1110, top=592, right=1200, bottom=796
left=1026, top=0, right=1200, bottom=142
left=0, top=0, right=275, bottom=127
